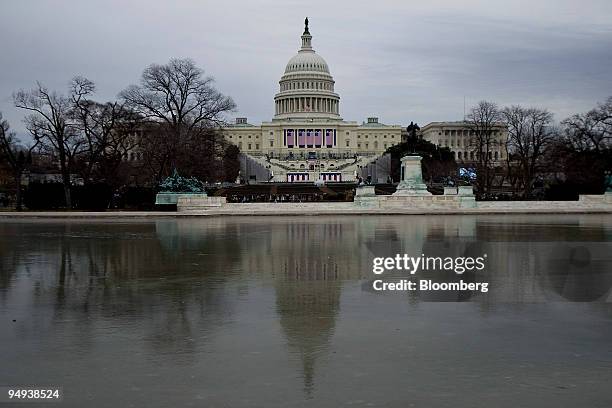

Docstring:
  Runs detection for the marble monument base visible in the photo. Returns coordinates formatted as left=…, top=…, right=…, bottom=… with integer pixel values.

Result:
left=155, top=192, right=208, bottom=206
left=392, top=155, right=432, bottom=196
left=392, top=181, right=432, bottom=196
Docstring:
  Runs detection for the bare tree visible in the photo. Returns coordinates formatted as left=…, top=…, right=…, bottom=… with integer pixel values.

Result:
left=502, top=106, right=555, bottom=198
left=466, top=101, right=503, bottom=198
left=562, top=97, right=612, bottom=152
left=119, top=58, right=236, bottom=181
left=70, top=76, right=140, bottom=185
left=14, top=82, right=84, bottom=208
left=0, top=113, right=38, bottom=210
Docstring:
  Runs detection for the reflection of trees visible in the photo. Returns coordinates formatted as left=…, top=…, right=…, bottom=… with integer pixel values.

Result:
left=419, top=217, right=480, bottom=302
left=0, top=224, right=19, bottom=294
left=375, top=215, right=611, bottom=303
left=458, top=215, right=612, bottom=302
left=1, top=219, right=242, bottom=360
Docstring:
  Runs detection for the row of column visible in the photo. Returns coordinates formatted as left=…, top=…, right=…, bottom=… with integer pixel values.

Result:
left=275, top=97, right=338, bottom=115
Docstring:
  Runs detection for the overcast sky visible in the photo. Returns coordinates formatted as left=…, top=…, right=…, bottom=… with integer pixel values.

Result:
left=2, top=0, right=611, bottom=138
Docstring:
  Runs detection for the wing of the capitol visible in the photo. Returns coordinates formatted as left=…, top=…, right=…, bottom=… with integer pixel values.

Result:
left=222, top=18, right=508, bottom=183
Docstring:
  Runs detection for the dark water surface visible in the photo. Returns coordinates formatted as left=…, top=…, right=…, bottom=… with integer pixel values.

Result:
left=1, top=215, right=612, bottom=407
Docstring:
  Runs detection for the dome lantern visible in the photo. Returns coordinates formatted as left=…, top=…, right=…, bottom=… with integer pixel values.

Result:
left=301, top=17, right=312, bottom=50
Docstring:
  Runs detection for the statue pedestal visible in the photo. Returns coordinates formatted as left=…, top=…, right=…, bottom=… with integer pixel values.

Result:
left=355, top=185, right=376, bottom=197
left=458, top=186, right=475, bottom=196
left=354, top=185, right=379, bottom=208
left=155, top=192, right=208, bottom=206
left=392, top=155, right=431, bottom=196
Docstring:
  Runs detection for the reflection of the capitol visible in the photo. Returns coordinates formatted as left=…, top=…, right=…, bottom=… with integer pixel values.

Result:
left=1, top=215, right=610, bottom=399
left=153, top=215, right=612, bottom=304
left=154, top=215, right=612, bottom=395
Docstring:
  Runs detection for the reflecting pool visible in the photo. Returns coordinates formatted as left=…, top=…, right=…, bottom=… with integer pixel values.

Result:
left=1, top=215, right=612, bottom=407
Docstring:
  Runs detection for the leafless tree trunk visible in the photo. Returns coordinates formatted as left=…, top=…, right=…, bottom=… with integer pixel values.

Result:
left=466, top=101, right=502, bottom=198
left=70, top=76, right=140, bottom=186
left=14, top=82, right=84, bottom=208
left=502, top=106, right=555, bottom=198
left=0, top=112, right=38, bottom=210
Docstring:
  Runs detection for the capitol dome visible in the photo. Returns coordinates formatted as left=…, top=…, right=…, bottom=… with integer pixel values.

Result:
left=274, top=18, right=341, bottom=121
left=284, top=52, right=330, bottom=74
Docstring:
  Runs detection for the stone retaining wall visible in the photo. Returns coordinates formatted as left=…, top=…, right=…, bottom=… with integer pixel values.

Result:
left=177, top=193, right=612, bottom=214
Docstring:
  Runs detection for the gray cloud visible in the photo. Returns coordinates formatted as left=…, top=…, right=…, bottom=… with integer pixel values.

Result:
left=1, top=0, right=611, bottom=140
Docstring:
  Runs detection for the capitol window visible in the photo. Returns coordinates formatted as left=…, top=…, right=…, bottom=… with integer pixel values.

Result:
left=270, top=141, right=274, bottom=147
left=248, top=144, right=252, bottom=149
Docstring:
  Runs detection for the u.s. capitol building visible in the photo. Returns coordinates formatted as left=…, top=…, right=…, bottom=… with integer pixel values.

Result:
left=222, top=18, right=508, bottom=183
left=222, top=18, right=403, bottom=182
